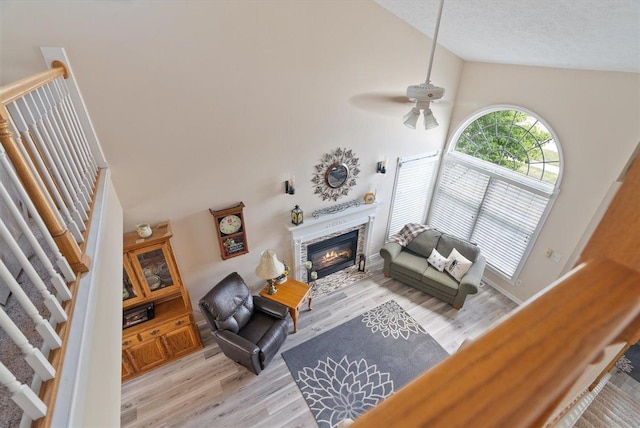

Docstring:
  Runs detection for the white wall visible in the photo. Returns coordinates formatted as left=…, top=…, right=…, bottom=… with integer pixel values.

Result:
left=79, top=179, right=123, bottom=428
left=1, top=1, right=463, bottom=306
left=448, top=62, right=640, bottom=302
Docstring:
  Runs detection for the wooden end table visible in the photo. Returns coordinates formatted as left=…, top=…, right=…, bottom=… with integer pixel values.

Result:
left=259, top=278, right=311, bottom=333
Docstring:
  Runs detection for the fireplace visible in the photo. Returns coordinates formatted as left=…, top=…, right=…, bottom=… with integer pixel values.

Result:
left=287, top=200, right=378, bottom=282
left=307, top=230, right=358, bottom=280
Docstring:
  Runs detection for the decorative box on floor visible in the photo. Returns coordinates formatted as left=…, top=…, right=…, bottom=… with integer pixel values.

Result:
left=121, top=221, right=203, bottom=382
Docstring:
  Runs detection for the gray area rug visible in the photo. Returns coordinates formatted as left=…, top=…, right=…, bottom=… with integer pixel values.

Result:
left=282, top=300, right=448, bottom=428
left=616, top=342, right=640, bottom=384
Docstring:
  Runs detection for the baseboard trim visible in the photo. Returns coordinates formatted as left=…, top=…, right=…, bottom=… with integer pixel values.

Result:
left=482, top=277, right=523, bottom=305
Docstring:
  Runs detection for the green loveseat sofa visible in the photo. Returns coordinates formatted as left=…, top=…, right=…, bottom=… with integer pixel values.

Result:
left=380, top=228, right=486, bottom=309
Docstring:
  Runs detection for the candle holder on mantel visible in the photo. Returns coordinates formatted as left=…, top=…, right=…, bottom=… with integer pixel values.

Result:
left=291, top=205, right=303, bottom=226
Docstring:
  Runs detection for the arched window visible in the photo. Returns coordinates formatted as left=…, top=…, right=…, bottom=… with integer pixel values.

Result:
left=428, top=106, right=562, bottom=282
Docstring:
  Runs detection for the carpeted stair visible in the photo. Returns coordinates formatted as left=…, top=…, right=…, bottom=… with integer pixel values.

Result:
left=575, top=382, right=640, bottom=428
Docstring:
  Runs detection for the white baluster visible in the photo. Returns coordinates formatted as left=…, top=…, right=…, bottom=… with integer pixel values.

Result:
left=43, top=82, right=93, bottom=199
left=5, top=110, right=63, bottom=223
left=0, top=261, right=62, bottom=350
left=7, top=100, right=85, bottom=241
left=24, top=92, right=89, bottom=222
left=0, top=138, right=75, bottom=282
left=0, top=218, right=67, bottom=322
left=0, top=306, right=56, bottom=380
left=0, top=363, right=47, bottom=420
left=36, top=86, right=91, bottom=211
left=53, top=78, right=98, bottom=177
left=49, top=79, right=94, bottom=183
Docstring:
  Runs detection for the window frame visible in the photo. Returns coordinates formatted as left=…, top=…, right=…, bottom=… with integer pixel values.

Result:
left=428, top=105, right=563, bottom=283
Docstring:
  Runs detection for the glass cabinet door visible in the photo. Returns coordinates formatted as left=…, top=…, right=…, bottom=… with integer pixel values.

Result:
left=123, top=256, right=145, bottom=308
left=132, top=243, right=178, bottom=296
left=123, top=267, right=136, bottom=301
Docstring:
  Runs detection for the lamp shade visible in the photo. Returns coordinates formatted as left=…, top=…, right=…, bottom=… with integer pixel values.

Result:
left=255, top=249, right=285, bottom=280
left=403, top=107, right=420, bottom=129
left=423, top=108, right=439, bottom=130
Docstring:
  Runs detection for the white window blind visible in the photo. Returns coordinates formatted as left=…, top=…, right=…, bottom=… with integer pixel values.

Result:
left=471, top=180, right=549, bottom=278
left=429, top=157, right=553, bottom=279
left=387, top=152, right=439, bottom=239
left=429, top=161, right=489, bottom=239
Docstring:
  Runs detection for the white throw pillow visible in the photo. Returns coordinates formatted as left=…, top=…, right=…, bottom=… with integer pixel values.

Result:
left=427, top=248, right=449, bottom=272
left=446, top=248, right=473, bottom=282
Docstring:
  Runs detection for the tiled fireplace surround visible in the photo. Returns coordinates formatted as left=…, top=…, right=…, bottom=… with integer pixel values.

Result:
left=287, top=202, right=379, bottom=282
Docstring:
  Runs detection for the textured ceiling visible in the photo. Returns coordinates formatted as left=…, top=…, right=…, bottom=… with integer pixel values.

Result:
left=375, top=0, right=640, bottom=73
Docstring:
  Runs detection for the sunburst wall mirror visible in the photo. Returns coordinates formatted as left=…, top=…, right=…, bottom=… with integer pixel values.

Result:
left=312, top=147, right=360, bottom=201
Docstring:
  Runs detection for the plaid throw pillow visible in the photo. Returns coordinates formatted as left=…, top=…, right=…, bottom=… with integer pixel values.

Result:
left=388, top=223, right=431, bottom=247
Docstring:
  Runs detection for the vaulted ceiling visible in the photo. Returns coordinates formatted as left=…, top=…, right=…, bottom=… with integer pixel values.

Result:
left=375, top=0, right=640, bottom=73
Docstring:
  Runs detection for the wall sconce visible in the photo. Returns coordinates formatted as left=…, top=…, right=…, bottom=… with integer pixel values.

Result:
left=285, top=174, right=295, bottom=195
left=377, top=158, right=388, bottom=174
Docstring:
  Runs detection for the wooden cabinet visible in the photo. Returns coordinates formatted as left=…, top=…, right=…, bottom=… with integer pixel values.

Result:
left=121, top=222, right=203, bottom=382
left=122, top=353, right=135, bottom=379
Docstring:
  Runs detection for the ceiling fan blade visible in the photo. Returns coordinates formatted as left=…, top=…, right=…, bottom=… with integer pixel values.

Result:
left=349, top=91, right=451, bottom=117
left=350, top=92, right=412, bottom=105
left=349, top=92, right=413, bottom=117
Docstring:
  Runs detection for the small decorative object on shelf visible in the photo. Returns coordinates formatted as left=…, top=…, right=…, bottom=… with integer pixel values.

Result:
left=276, top=263, right=290, bottom=284
left=363, top=192, right=376, bottom=204
left=358, top=254, right=366, bottom=272
left=291, top=205, right=304, bottom=225
left=311, top=199, right=360, bottom=219
left=136, top=223, right=152, bottom=238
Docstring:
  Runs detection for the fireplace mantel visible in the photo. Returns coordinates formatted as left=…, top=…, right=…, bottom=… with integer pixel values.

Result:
left=286, top=201, right=380, bottom=281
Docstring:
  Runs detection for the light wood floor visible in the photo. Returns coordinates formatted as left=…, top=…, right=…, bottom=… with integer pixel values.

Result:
left=121, top=265, right=519, bottom=427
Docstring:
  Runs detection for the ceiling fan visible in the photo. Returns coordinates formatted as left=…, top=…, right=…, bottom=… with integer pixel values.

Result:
left=403, top=0, right=446, bottom=130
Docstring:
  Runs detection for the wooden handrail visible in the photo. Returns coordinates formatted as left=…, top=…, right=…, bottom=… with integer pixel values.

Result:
left=0, top=112, right=89, bottom=273
left=352, top=258, right=640, bottom=428
left=0, top=62, right=67, bottom=106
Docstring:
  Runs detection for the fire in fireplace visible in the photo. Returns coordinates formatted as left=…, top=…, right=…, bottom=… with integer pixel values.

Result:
left=307, top=230, right=358, bottom=281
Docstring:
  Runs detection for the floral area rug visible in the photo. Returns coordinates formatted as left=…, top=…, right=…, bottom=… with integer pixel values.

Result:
left=616, top=342, right=640, bottom=383
left=282, top=300, right=448, bottom=428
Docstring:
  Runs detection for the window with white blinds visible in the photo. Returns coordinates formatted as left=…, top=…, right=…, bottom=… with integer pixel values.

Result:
left=386, top=152, right=439, bottom=239
left=428, top=107, right=562, bottom=282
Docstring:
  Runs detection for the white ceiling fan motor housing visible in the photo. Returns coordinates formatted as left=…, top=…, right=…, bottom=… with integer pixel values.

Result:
left=407, top=82, right=445, bottom=102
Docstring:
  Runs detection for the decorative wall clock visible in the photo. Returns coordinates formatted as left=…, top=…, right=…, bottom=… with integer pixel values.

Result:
left=312, top=147, right=360, bottom=201
left=209, top=202, right=249, bottom=260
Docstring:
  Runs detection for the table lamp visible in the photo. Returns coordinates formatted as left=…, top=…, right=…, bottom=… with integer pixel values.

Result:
left=255, top=249, right=285, bottom=295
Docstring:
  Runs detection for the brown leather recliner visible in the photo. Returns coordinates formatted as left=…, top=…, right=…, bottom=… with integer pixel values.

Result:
left=199, top=272, right=289, bottom=374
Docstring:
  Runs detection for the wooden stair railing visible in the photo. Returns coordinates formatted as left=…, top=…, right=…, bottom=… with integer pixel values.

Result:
left=0, top=56, right=102, bottom=427
left=352, top=258, right=640, bottom=427
left=0, top=62, right=90, bottom=274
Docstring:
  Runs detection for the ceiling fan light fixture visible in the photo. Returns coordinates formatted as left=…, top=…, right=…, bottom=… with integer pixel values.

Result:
left=403, top=0, right=446, bottom=131
left=406, top=82, right=445, bottom=102
left=403, top=107, right=420, bottom=129
left=423, top=108, right=439, bottom=130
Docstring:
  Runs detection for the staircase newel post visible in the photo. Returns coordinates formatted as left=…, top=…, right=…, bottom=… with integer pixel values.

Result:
left=0, top=109, right=90, bottom=273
